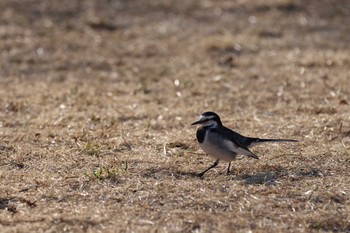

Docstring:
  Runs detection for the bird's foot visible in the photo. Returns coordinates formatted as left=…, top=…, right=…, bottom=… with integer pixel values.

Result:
left=226, top=171, right=235, bottom=176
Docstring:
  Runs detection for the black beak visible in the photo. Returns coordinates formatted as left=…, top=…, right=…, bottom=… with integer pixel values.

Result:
left=191, top=120, right=202, bottom=125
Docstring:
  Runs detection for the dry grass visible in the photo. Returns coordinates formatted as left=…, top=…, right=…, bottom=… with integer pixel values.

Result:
left=1, top=0, right=350, bottom=232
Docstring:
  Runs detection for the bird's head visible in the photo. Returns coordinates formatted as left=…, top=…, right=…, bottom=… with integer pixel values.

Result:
left=191, top=111, right=223, bottom=127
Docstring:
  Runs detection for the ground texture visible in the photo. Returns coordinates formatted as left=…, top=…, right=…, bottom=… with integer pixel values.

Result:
left=1, top=0, right=350, bottom=232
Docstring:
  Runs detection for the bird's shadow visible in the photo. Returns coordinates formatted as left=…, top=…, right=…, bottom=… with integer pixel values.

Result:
left=237, top=168, right=325, bottom=185
left=141, top=166, right=325, bottom=184
left=142, top=167, right=282, bottom=184
left=238, top=171, right=282, bottom=185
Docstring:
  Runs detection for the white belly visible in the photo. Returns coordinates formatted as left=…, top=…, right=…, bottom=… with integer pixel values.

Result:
left=199, top=136, right=237, bottom=161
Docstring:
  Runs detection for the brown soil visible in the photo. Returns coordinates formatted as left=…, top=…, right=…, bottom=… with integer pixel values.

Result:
left=1, top=0, right=350, bottom=232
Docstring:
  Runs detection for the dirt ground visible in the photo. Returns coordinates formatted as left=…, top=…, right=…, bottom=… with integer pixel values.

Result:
left=1, top=0, right=350, bottom=232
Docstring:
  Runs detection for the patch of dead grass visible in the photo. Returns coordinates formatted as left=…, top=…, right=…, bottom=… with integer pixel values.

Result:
left=1, top=0, right=350, bottom=232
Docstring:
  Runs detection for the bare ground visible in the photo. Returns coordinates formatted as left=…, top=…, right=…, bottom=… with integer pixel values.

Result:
left=1, top=0, right=350, bottom=232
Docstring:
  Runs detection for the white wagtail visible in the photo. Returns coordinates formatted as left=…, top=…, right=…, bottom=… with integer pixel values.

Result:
left=192, top=112, right=298, bottom=177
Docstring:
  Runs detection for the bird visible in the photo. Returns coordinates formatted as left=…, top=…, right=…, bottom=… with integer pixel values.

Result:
left=191, top=111, right=298, bottom=177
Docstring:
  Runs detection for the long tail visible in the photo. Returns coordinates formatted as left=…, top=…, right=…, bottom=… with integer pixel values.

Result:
left=257, top=138, right=298, bottom=143
left=248, top=138, right=298, bottom=147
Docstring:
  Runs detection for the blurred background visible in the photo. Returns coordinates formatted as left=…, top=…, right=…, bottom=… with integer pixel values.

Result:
left=1, top=1, right=350, bottom=232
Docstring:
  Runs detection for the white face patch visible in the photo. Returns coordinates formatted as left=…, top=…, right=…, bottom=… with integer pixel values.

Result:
left=199, top=115, right=218, bottom=127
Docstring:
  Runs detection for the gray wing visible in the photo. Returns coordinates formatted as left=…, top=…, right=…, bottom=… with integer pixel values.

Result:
left=218, top=126, right=297, bottom=147
left=211, top=127, right=259, bottom=159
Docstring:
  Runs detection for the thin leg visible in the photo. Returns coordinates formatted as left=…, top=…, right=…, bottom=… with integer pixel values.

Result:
left=197, top=159, right=220, bottom=177
left=226, top=162, right=231, bottom=175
